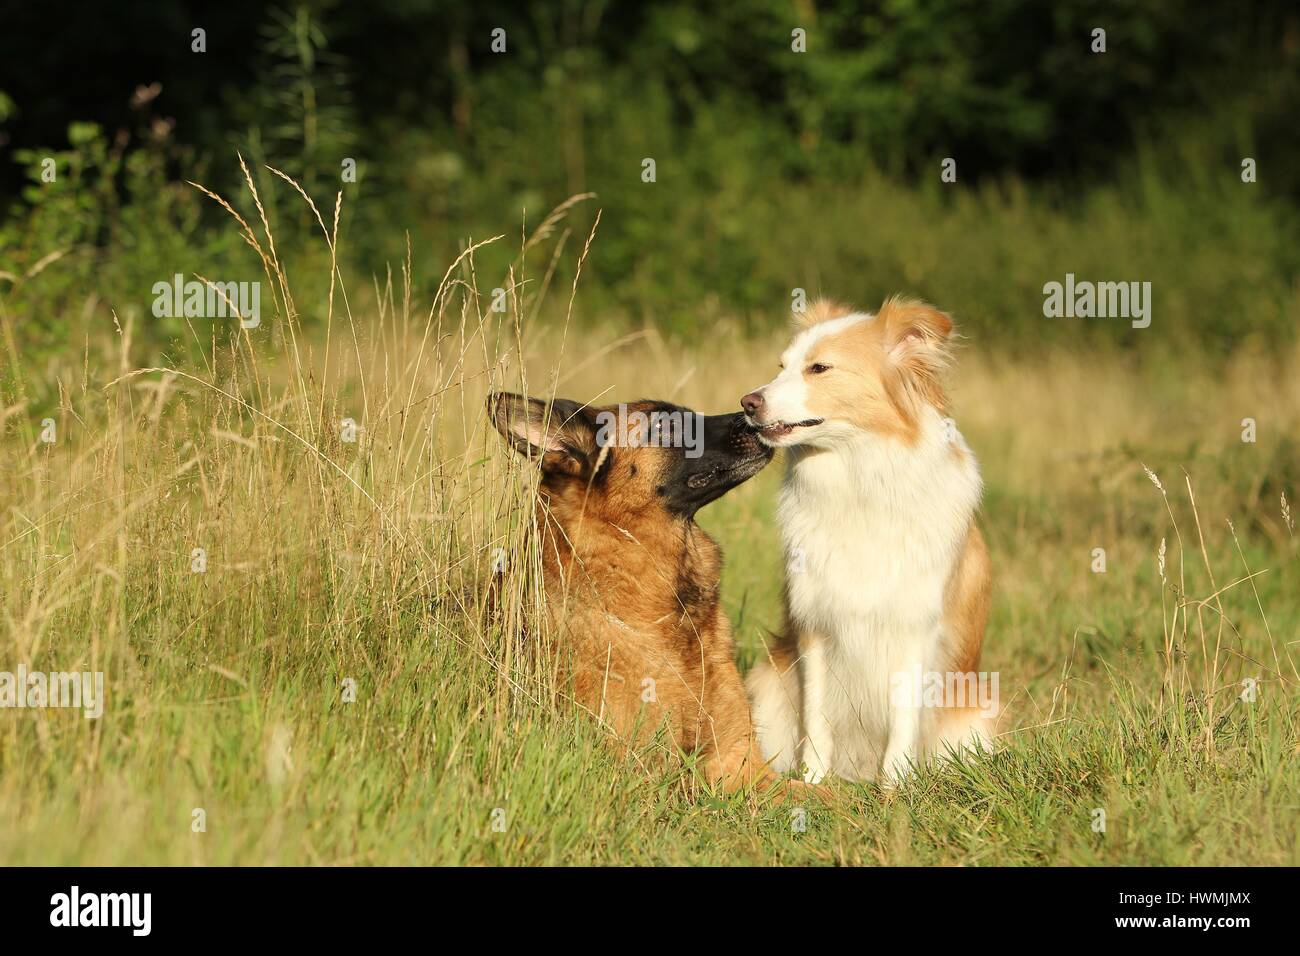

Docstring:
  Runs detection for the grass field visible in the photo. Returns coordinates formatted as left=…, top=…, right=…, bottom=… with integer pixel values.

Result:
left=1, top=179, right=1298, bottom=866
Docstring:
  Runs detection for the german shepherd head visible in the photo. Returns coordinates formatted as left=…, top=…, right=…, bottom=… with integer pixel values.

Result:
left=487, top=393, right=773, bottom=525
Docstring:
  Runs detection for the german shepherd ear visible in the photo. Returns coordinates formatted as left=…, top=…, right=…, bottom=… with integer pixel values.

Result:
left=487, top=392, right=597, bottom=478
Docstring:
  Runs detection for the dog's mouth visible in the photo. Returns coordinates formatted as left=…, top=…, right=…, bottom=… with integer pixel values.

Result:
left=749, top=417, right=824, bottom=441
left=685, top=451, right=772, bottom=490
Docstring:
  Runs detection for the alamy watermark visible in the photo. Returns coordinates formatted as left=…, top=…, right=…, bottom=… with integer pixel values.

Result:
left=594, top=404, right=703, bottom=458
left=50, top=886, right=150, bottom=936
left=0, top=666, right=104, bottom=718
left=890, top=669, right=1000, bottom=718
left=152, top=274, right=260, bottom=328
left=1042, top=273, right=1151, bottom=329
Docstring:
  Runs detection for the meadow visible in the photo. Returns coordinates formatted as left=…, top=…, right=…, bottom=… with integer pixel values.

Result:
left=0, top=167, right=1297, bottom=867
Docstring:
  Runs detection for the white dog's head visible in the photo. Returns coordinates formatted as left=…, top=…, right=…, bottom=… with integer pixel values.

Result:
left=741, top=297, right=955, bottom=448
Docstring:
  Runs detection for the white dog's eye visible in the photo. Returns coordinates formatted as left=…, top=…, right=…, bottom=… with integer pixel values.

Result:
left=807, top=363, right=831, bottom=374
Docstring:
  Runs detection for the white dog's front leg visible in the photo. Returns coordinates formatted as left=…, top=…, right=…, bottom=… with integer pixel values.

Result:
left=881, top=659, right=924, bottom=787
left=798, top=631, right=834, bottom=784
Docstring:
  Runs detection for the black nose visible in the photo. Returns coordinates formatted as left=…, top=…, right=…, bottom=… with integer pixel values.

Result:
left=741, top=391, right=764, bottom=416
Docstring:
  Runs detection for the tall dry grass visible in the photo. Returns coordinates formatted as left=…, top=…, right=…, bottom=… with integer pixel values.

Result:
left=0, top=166, right=1297, bottom=864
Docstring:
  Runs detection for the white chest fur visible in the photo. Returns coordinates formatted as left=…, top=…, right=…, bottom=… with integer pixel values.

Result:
left=779, top=411, right=982, bottom=779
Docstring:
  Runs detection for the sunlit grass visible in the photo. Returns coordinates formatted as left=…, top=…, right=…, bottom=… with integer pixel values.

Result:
left=0, top=171, right=1297, bottom=865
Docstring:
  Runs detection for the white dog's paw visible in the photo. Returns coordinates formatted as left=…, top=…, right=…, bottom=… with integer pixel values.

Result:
left=801, top=758, right=829, bottom=785
left=880, top=754, right=916, bottom=789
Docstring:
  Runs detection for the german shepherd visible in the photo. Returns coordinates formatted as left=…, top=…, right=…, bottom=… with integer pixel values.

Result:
left=488, top=392, right=784, bottom=792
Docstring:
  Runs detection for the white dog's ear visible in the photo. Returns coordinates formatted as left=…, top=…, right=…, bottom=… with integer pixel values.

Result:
left=878, top=297, right=954, bottom=411
left=488, top=392, right=596, bottom=477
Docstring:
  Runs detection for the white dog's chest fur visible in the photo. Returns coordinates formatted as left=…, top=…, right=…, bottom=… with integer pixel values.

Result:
left=779, top=415, right=982, bottom=775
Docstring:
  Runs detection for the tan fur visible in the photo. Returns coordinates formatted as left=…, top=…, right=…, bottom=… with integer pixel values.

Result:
left=795, top=296, right=956, bottom=446
left=875, top=296, right=954, bottom=414
left=942, top=524, right=992, bottom=677
left=801, top=317, right=918, bottom=444
left=793, top=298, right=856, bottom=329
left=501, top=400, right=789, bottom=794
left=930, top=524, right=995, bottom=750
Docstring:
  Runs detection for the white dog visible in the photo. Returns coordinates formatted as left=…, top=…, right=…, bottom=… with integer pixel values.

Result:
left=742, top=297, right=995, bottom=785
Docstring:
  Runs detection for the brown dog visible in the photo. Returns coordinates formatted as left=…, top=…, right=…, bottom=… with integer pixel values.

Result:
left=489, top=392, right=783, bottom=792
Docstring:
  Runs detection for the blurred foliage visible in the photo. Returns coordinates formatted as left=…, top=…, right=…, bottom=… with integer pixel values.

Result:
left=0, top=113, right=246, bottom=368
left=1, top=0, right=1298, bottom=361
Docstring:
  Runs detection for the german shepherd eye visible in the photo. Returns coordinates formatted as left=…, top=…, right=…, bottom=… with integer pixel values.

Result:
left=806, top=363, right=831, bottom=374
